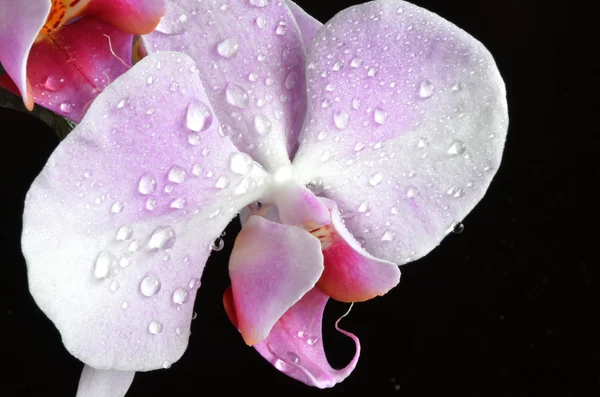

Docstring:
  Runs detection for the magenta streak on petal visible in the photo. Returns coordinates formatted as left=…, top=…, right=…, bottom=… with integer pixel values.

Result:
left=254, top=288, right=360, bottom=389
left=0, top=0, right=51, bottom=110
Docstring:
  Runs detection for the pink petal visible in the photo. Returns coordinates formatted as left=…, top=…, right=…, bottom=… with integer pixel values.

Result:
left=293, top=0, right=508, bottom=264
left=143, top=0, right=308, bottom=171
left=25, top=18, right=132, bottom=121
left=254, top=288, right=360, bottom=388
left=285, top=0, right=322, bottom=51
left=228, top=215, right=324, bottom=345
left=22, top=52, right=268, bottom=371
left=0, top=0, right=51, bottom=110
left=82, top=0, right=165, bottom=35
left=76, top=366, right=134, bottom=397
left=272, top=182, right=330, bottom=229
left=314, top=198, right=400, bottom=303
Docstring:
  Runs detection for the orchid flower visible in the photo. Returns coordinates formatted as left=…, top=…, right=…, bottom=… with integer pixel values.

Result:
left=22, top=0, right=508, bottom=395
left=0, top=0, right=165, bottom=121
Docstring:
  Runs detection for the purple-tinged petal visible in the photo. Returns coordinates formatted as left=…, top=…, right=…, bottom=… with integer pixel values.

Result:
left=0, top=0, right=51, bottom=110
left=254, top=288, right=360, bottom=388
left=228, top=215, right=324, bottom=345
left=293, top=0, right=508, bottom=264
left=76, top=366, right=134, bottom=397
left=313, top=198, right=400, bottom=303
left=22, top=52, right=268, bottom=371
left=285, top=0, right=322, bottom=51
left=143, top=0, right=308, bottom=171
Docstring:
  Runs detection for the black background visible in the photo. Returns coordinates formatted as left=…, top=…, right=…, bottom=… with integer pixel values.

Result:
left=4, top=1, right=597, bottom=396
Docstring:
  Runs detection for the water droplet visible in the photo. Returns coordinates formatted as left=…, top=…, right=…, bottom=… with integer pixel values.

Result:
left=451, top=82, right=463, bottom=92
left=140, top=275, right=162, bottom=297
left=333, top=110, right=349, bottom=129
left=417, top=138, right=429, bottom=148
left=447, top=186, right=464, bottom=198
left=406, top=186, right=419, bottom=198
left=189, top=278, right=201, bottom=289
left=119, top=256, right=132, bottom=268
left=211, top=237, right=224, bottom=251
left=350, top=57, right=363, bottom=68
left=307, top=336, right=318, bottom=345
left=147, top=76, right=154, bottom=84
left=148, top=226, right=176, bottom=250
left=169, top=81, right=179, bottom=92
left=307, top=179, right=324, bottom=195
left=452, top=222, right=465, bottom=234
left=43, top=76, right=64, bottom=92
left=163, top=361, right=172, bottom=369
left=111, top=201, right=124, bottom=214
left=381, top=230, right=396, bottom=242
left=170, top=197, right=187, bottom=209
left=447, top=140, right=466, bottom=156
left=109, top=280, right=120, bottom=292
left=352, top=97, right=362, bottom=110
left=148, top=320, right=163, bottom=335
left=216, top=38, right=239, bottom=58
left=235, top=177, right=256, bottom=195
left=186, top=100, right=212, bottom=132
left=192, top=164, right=204, bottom=176
left=145, top=198, right=157, bottom=211
left=230, top=152, right=253, bottom=175
left=255, top=16, right=266, bottom=29
left=284, top=71, right=298, bottom=90
left=83, top=170, right=92, bottom=178
left=419, top=80, right=434, bottom=98
left=317, top=131, right=327, bottom=141
left=249, top=0, right=269, bottom=6
left=116, top=99, right=126, bottom=108
left=59, top=103, right=72, bottom=113
left=121, top=301, right=130, bottom=309
left=354, top=142, right=365, bottom=152
left=172, top=288, right=189, bottom=305
left=332, top=61, right=343, bottom=71
left=374, top=108, right=388, bottom=125
left=94, top=251, right=117, bottom=279
left=168, top=166, right=187, bottom=184
left=215, top=176, right=230, bottom=189
left=297, top=331, right=306, bottom=338
left=369, top=173, right=384, bottom=186
left=320, top=151, right=331, bottom=162
left=368, top=67, right=377, bottom=77
left=116, top=225, right=133, bottom=241
left=254, top=114, right=272, bottom=135
left=358, top=202, right=369, bottom=213
left=128, top=240, right=141, bottom=252
left=275, top=23, right=287, bottom=36
left=225, top=83, right=249, bottom=108
left=286, top=351, right=301, bottom=364
left=138, top=173, right=157, bottom=195
left=192, top=311, right=198, bottom=320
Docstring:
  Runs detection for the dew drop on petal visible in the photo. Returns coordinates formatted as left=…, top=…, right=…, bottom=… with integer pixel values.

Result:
left=121, top=301, right=130, bottom=309
left=249, top=0, right=269, bottom=6
left=284, top=71, right=298, bottom=90
left=148, top=320, right=163, bottom=335
left=419, top=80, right=434, bottom=98
left=225, top=83, right=249, bottom=108
left=350, top=57, right=363, bottom=68
left=138, top=173, right=157, bottom=195
left=447, top=140, right=467, bottom=156
left=170, top=197, right=187, bottom=209
left=374, top=108, right=388, bottom=125
left=255, top=16, right=266, bottom=29
left=381, top=230, right=396, bottom=242
left=352, top=98, right=362, bottom=110
left=59, top=103, right=72, bottom=113
left=111, top=201, right=124, bottom=213
left=230, top=152, right=253, bottom=175
left=168, top=166, right=186, bottom=184
left=406, top=186, right=419, bottom=198
left=172, top=288, right=190, bottom=305
left=215, top=176, right=230, bottom=189
left=307, top=336, right=318, bottom=346
left=286, top=351, right=301, bottom=364
left=254, top=114, right=272, bottom=135
left=148, top=226, right=176, bottom=250
left=368, top=173, right=383, bottom=186
left=109, top=280, right=120, bottom=292
left=189, top=278, right=201, bottom=289
left=163, top=361, right=172, bottom=369
left=211, top=237, right=224, bottom=251
left=216, top=38, right=239, bottom=58
left=186, top=100, right=213, bottom=132
left=140, top=274, right=162, bottom=297
left=333, top=110, right=349, bottom=129
left=116, top=225, right=133, bottom=241
left=94, top=251, right=117, bottom=279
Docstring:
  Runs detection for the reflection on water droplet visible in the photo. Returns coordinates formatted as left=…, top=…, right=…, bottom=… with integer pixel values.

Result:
left=43, top=76, right=64, bottom=92
left=211, top=237, right=225, bottom=251
left=306, top=179, right=324, bottom=195
left=249, top=0, right=269, bottom=6
left=94, top=251, right=117, bottom=279
left=230, top=152, right=253, bottom=175
left=255, top=16, right=266, bottom=29
left=419, top=80, right=434, bottom=98
left=140, top=274, right=161, bottom=297
left=116, top=225, right=133, bottom=241
left=163, top=361, right=172, bottom=369
left=148, top=226, right=176, bottom=250
left=111, top=201, right=124, bottom=214
left=453, top=223, right=465, bottom=234
left=333, top=110, right=349, bottom=129
left=215, top=176, right=230, bottom=189
left=149, top=320, right=163, bottom=335
left=284, top=71, right=298, bottom=90
left=59, top=103, right=72, bottom=113
left=374, top=108, right=388, bottom=125
left=138, top=173, right=157, bottom=195
left=189, top=278, right=201, bottom=289
left=307, top=336, right=318, bottom=345
left=109, top=280, right=120, bottom=292
left=216, top=38, right=239, bottom=58
left=145, top=198, right=157, bottom=211
left=186, top=100, right=212, bottom=132
left=447, top=140, right=466, bottom=156
left=350, top=57, right=363, bottom=68
left=170, top=197, right=187, bottom=209
left=406, top=186, right=419, bottom=198
left=352, top=98, right=362, bottom=110
left=168, top=166, right=186, bottom=184
left=286, top=351, right=301, bottom=364
left=275, top=23, right=287, bottom=36
left=254, top=114, right=272, bottom=135
left=225, top=83, right=249, bottom=108
left=121, top=301, right=130, bottom=309
left=381, top=230, right=396, bottom=242
left=369, top=173, right=383, bottom=186
left=172, top=288, right=189, bottom=305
